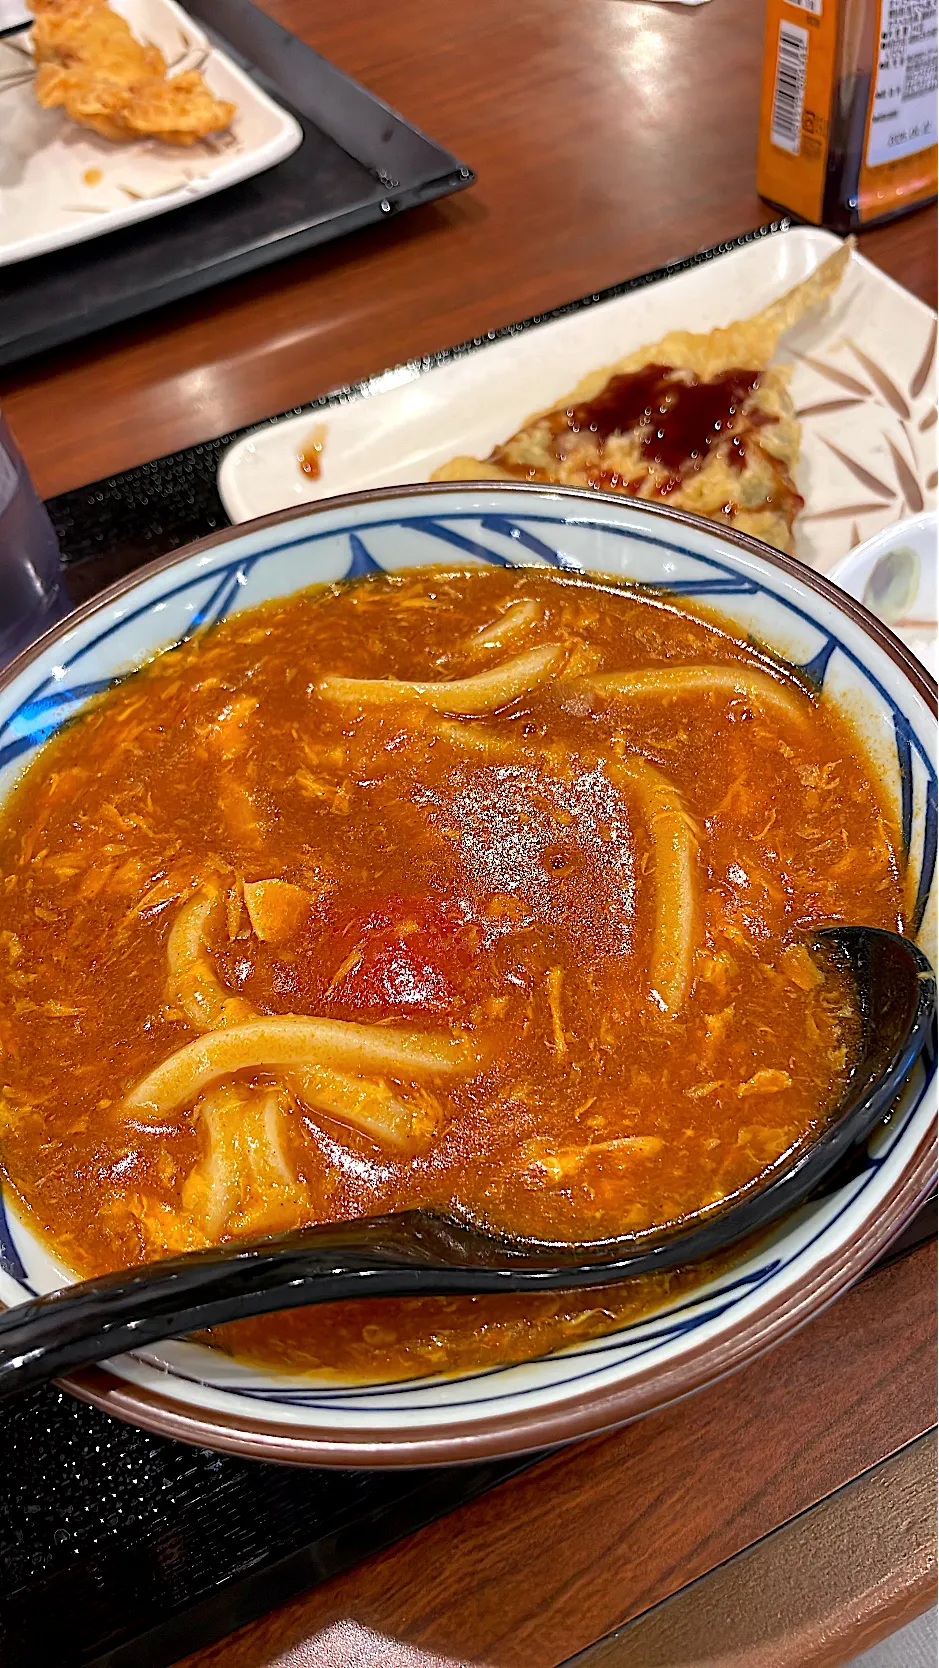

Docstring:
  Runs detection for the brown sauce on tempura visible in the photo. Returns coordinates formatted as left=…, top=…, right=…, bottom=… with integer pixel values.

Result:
left=489, top=364, right=804, bottom=530
left=430, top=242, right=855, bottom=555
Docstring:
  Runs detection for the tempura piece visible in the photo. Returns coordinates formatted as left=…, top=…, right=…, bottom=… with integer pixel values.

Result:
left=34, top=62, right=236, bottom=145
left=30, top=0, right=236, bottom=145
left=318, top=644, right=566, bottom=716
left=431, top=243, right=853, bottom=554
left=123, top=69, right=235, bottom=147
left=124, top=1017, right=478, bottom=1119
left=31, top=0, right=165, bottom=79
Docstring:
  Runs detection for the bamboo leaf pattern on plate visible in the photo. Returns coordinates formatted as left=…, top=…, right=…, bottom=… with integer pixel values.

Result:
left=802, top=502, right=894, bottom=522
left=820, top=438, right=894, bottom=499
left=844, top=341, right=912, bottom=419
left=795, top=399, right=866, bottom=418
left=910, top=321, right=937, bottom=400
left=795, top=355, right=871, bottom=396
left=793, top=309, right=936, bottom=568
left=0, top=70, right=36, bottom=93
left=886, top=437, right=925, bottom=513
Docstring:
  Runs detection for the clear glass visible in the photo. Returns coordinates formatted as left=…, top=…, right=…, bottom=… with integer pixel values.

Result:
left=823, top=0, right=938, bottom=231
left=0, top=410, right=70, bottom=669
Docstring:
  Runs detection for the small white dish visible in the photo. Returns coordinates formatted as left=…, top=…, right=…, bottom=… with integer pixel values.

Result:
left=217, top=228, right=937, bottom=580
left=830, top=511, right=937, bottom=679
left=0, top=0, right=302, bottom=267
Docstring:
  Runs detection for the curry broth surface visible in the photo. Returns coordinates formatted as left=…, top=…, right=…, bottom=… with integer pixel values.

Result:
left=0, top=568, right=902, bottom=1381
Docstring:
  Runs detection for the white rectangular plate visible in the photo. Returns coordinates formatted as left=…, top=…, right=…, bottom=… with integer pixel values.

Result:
left=218, top=227, right=938, bottom=576
left=0, top=0, right=302, bottom=267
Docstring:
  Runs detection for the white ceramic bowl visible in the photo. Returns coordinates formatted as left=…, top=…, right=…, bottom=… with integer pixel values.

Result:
left=830, top=510, right=937, bottom=679
left=0, top=483, right=935, bottom=1467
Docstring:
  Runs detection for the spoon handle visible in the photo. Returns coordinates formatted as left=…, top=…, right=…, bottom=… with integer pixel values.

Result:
left=0, top=1213, right=521, bottom=1402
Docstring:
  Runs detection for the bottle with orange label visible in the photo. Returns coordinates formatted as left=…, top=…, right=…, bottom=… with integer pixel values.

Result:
left=757, top=0, right=937, bottom=230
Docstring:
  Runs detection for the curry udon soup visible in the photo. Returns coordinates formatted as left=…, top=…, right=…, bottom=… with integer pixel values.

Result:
left=0, top=567, right=902, bottom=1381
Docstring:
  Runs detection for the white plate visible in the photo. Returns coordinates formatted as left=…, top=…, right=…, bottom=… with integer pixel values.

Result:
left=218, top=228, right=938, bottom=576
left=831, top=510, right=938, bottom=678
left=0, top=0, right=302, bottom=267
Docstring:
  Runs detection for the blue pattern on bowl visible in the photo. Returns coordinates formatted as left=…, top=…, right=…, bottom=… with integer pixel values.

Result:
left=0, top=493, right=934, bottom=1432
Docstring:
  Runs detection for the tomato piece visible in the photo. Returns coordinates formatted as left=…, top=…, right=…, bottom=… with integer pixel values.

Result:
left=332, top=937, right=457, bottom=1013
left=326, top=896, right=471, bottom=1016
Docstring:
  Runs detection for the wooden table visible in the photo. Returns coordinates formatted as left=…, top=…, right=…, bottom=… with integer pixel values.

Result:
left=3, top=0, right=935, bottom=1662
left=3, top=0, right=936, bottom=500
left=177, top=1243, right=938, bottom=1668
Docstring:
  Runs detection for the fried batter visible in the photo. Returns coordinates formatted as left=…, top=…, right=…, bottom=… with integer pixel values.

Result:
left=432, top=244, right=853, bottom=554
left=32, top=0, right=166, bottom=78
left=30, top=0, right=236, bottom=145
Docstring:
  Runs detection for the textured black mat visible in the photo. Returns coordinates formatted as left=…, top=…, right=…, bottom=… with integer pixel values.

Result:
left=50, top=432, right=235, bottom=598
left=0, top=1386, right=537, bottom=1668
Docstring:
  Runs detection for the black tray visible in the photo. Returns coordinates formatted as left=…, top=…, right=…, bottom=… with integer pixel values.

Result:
left=0, top=0, right=473, bottom=369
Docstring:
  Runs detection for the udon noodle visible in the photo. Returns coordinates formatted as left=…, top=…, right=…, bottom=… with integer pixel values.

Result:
left=0, top=566, right=903, bottom=1381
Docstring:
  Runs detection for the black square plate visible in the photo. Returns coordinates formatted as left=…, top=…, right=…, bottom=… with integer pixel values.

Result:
left=0, top=0, right=473, bottom=369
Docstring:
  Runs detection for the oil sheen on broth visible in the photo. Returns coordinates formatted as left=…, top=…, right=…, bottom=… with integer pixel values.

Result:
left=0, top=568, right=903, bottom=1382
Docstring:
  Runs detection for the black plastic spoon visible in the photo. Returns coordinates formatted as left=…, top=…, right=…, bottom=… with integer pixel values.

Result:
left=0, top=925, right=933, bottom=1403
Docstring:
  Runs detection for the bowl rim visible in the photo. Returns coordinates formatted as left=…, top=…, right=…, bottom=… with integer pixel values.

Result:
left=6, top=481, right=937, bottom=716
left=1, top=480, right=935, bottom=1467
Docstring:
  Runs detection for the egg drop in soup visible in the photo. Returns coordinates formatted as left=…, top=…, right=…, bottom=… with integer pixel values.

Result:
left=0, top=566, right=903, bottom=1381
